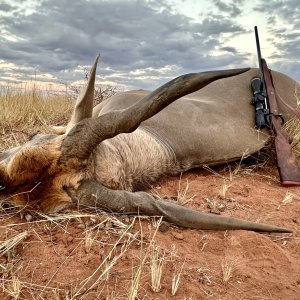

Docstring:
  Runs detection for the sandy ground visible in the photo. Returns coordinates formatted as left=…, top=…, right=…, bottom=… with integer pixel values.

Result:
left=1, top=163, right=299, bottom=300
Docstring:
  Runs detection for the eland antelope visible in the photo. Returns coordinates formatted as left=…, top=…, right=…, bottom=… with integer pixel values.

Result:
left=0, top=55, right=299, bottom=232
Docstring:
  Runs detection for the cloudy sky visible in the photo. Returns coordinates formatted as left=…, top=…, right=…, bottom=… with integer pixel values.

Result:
left=0, top=0, right=299, bottom=91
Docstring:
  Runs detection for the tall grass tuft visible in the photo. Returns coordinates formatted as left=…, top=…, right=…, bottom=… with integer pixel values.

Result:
left=0, top=89, right=73, bottom=150
left=284, top=116, right=300, bottom=157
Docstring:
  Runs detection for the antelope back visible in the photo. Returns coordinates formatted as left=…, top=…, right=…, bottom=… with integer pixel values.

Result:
left=94, top=69, right=299, bottom=169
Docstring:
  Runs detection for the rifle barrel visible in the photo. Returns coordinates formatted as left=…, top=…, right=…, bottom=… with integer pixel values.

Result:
left=254, top=26, right=268, bottom=110
left=254, top=26, right=263, bottom=79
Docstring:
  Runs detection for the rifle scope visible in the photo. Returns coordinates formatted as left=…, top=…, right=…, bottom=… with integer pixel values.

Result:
left=251, top=77, right=269, bottom=128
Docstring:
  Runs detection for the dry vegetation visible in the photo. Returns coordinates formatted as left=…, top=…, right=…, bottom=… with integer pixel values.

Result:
left=0, top=90, right=73, bottom=151
left=0, top=88, right=300, bottom=299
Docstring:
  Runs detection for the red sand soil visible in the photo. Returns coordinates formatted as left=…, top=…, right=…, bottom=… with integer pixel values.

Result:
left=1, top=165, right=300, bottom=299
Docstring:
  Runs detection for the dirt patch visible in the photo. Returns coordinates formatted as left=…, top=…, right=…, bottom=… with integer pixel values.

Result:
left=1, top=165, right=300, bottom=299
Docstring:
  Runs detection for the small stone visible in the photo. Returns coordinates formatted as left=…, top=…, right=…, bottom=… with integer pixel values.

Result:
left=99, top=249, right=105, bottom=258
left=105, top=221, right=113, bottom=229
left=172, top=231, right=184, bottom=240
left=44, top=236, right=53, bottom=243
left=51, top=236, right=58, bottom=242
left=158, top=222, right=169, bottom=233
left=89, top=217, right=97, bottom=224
left=77, top=223, right=86, bottom=229
left=67, top=236, right=74, bottom=243
left=120, top=254, right=129, bottom=261
left=218, top=203, right=226, bottom=212
left=25, top=214, right=33, bottom=222
left=98, top=223, right=105, bottom=229
left=123, top=216, right=130, bottom=224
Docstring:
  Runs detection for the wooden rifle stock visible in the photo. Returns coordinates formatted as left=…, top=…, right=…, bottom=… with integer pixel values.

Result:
left=262, top=59, right=300, bottom=186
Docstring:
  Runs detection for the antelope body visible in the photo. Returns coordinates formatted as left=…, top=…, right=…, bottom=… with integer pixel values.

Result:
left=0, top=55, right=299, bottom=232
left=82, top=67, right=299, bottom=191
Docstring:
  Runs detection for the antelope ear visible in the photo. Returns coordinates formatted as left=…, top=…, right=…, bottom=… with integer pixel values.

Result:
left=65, top=54, right=100, bottom=133
left=6, top=136, right=62, bottom=185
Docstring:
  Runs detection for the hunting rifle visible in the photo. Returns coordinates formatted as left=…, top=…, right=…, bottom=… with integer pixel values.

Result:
left=251, top=26, right=300, bottom=186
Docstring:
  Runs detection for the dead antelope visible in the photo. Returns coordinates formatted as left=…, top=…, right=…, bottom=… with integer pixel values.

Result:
left=0, top=55, right=298, bottom=233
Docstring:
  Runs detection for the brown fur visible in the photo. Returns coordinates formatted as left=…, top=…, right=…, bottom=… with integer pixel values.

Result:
left=0, top=135, right=89, bottom=212
left=2, top=164, right=86, bottom=213
left=4, top=136, right=63, bottom=185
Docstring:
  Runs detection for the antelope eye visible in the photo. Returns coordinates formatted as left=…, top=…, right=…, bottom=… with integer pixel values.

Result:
left=0, top=183, right=5, bottom=190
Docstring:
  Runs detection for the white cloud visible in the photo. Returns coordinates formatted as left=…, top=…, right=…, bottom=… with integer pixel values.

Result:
left=0, top=0, right=298, bottom=91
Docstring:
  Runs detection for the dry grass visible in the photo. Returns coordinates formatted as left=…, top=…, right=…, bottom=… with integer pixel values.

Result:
left=150, top=243, right=165, bottom=292
left=0, top=211, right=144, bottom=299
left=281, top=82, right=300, bottom=157
left=171, top=259, right=185, bottom=296
left=176, top=173, right=195, bottom=205
left=218, top=180, right=231, bottom=199
left=127, top=218, right=163, bottom=299
left=72, top=219, right=137, bottom=299
left=282, top=191, right=295, bottom=205
left=277, top=191, right=296, bottom=210
left=0, top=90, right=73, bottom=151
left=221, top=256, right=240, bottom=285
left=284, top=117, right=300, bottom=157
left=3, top=275, right=22, bottom=299
left=0, top=231, right=29, bottom=258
